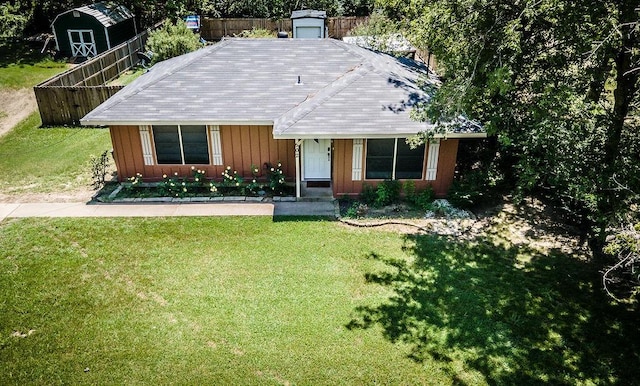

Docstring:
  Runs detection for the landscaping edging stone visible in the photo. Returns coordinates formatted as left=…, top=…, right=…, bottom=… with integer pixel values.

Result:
left=97, top=194, right=302, bottom=203
left=93, top=183, right=301, bottom=203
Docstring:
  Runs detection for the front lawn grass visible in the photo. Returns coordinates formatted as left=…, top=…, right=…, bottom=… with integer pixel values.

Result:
left=0, top=113, right=111, bottom=196
left=1, top=217, right=639, bottom=384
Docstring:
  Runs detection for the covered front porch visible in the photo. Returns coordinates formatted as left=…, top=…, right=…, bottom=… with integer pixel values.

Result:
left=293, top=138, right=334, bottom=200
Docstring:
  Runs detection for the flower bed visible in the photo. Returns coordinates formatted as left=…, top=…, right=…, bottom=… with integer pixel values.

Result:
left=96, top=163, right=295, bottom=202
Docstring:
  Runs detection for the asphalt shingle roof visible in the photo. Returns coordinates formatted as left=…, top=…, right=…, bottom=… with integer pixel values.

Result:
left=54, top=2, right=134, bottom=28
left=81, top=38, right=484, bottom=138
left=290, top=10, right=327, bottom=19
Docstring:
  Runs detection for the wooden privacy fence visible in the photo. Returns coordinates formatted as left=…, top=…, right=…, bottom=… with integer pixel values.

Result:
left=201, top=18, right=291, bottom=39
left=326, top=17, right=368, bottom=39
left=34, top=29, right=151, bottom=126
left=200, top=16, right=368, bottom=40
left=35, top=86, right=123, bottom=126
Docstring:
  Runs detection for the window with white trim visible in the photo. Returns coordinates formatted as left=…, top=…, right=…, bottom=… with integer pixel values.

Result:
left=152, top=125, right=209, bottom=164
left=365, top=138, right=425, bottom=180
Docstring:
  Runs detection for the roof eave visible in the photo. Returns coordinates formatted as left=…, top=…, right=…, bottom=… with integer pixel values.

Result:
left=80, top=119, right=275, bottom=127
left=272, top=132, right=488, bottom=140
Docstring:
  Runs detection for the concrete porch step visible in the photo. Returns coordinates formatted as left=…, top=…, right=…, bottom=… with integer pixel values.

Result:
left=296, top=196, right=335, bottom=202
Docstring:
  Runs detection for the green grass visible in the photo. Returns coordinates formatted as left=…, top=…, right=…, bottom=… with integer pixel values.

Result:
left=0, top=113, right=111, bottom=195
left=108, top=67, right=146, bottom=86
left=1, top=217, right=639, bottom=384
left=0, top=40, right=67, bottom=88
left=0, top=58, right=67, bottom=88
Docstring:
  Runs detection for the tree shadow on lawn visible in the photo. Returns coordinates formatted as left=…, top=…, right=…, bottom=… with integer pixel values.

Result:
left=347, top=234, right=640, bottom=385
left=0, top=39, right=49, bottom=67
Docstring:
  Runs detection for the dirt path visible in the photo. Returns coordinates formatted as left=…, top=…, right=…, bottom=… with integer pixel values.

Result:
left=0, top=88, right=37, bottom=138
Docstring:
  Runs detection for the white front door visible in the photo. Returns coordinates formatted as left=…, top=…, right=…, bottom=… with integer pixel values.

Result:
left=304, top=139, right=331, bottom=180
left=68, top=29, right=97, bottom=57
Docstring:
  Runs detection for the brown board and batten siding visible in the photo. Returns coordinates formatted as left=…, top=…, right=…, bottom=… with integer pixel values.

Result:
left=110, top=125, right=294, bottom=181
left=333, top=139, right=362, bottom=195
left=332, top=139, right=460, bottom=198
left=430, top=139, right=459, bottom=196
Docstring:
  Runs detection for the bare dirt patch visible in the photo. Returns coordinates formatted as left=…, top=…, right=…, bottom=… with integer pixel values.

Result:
left=0, top=88, right=37, bottom=138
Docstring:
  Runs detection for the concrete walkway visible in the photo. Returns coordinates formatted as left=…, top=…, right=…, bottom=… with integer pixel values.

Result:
left=0, top=201, right=336, bottom=221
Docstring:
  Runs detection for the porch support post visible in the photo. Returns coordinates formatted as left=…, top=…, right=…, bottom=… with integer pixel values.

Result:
left=295, top=139, right=303, bottom=199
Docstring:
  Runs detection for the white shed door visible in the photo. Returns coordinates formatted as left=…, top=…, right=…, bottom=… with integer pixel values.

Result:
left=296, top=26, right=322, bottom=39
left=304, top=139, right=331, bottom=179
left=68, top=29, right=97, bottom=57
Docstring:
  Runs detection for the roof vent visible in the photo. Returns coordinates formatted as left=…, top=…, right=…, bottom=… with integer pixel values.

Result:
left=296, top=75, right=304, bottom=85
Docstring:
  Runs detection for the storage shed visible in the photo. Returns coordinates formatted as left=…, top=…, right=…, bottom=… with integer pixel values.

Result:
left=52, top=2, right=137, bottom=58
left=291, top=10, right=327, bottom=39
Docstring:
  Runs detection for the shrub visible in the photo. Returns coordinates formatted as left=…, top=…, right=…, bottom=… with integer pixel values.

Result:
left=415, top=187, right=436, bottom=211
left=221, top=166, right=243, bottom=187
left=190, top=166, right=207, bottom=188
left=448, top=170, right=490, bottom=209
left=376, top=180, right=401, bottom=207
left=266, top=162, right=286, bottom=195
left=146, top=20, right=203, bottom=64
left=160, top=172, right=187, bottom=197
left=345, top=202, right=369, bottom=218
left=234, top=28, right=276, bottom=38
left=246, top=164, right=263, bottom=195
left=403, top=180, right=416, bottom=203
left=360, top=183, right=377, bottom=205
left=90, top=150, right=110, bottom=188
left=124, top=173, right=143, bottom=192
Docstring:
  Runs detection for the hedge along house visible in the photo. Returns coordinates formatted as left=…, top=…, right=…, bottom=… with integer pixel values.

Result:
left=81, top=38, right=486, bottom=198
left=52, top=2, right=136, bottom=58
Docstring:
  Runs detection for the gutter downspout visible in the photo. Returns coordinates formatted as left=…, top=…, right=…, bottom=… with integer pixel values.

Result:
left=295, top=139, right=303, bottom=199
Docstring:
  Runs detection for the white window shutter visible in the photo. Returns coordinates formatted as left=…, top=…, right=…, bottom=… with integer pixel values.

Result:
left=139, top=125, right=154, bottom=166
left=425, top=139, right=440, bottom=181
left=209, top=125, right=223, bottom=165
left=352, top=139, right=363, bottom=180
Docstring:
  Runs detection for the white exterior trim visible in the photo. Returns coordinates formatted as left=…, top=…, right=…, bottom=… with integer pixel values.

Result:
left=391, top=138, right=399, bottom=180
left=67, top=29, right=97, bottom=57
left=81, top=120, right=488, bottom=140
left=273, top=132, right=488, bottom=140
left=52, top=28, right=60, bottom=51
left=295, top=139, right=302, bottom=199
left=81, top=119, right=274, bottom=127
left=139, top=125, right=154, bottom=165
left=425, top=140, right=440, bottom=181
left=209, top=125, right=223, bottom=165
left=104, top=27, right=111, bottom=50
left=351, top=139, right=363, bottom=181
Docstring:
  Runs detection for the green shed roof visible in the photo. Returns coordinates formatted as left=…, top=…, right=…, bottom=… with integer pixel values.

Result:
left=52, top=2, right=134, bottom=28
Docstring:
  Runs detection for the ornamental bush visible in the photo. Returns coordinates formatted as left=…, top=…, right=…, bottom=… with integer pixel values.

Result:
left=266, top=162, right=286, bottom=195
left=121, top=161, right=289, bottom=199
left=146, top=20, right=203, bottom=64
left=375, top=179, right=401, bottom=207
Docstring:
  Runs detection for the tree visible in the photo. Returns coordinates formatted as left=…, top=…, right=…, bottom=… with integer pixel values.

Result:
left=0, top=2, right=29, bottom=38
left=145, top=19, right=203, bottom=64
left=377, top=1, right=639, bottom=298
left=346, top=11, right=400, bottom=52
